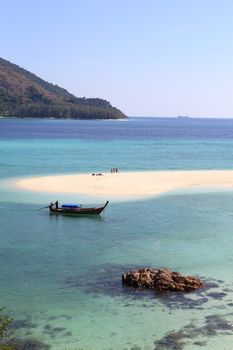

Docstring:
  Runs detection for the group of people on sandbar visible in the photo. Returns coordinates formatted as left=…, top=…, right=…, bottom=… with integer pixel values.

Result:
left=91, top=168, right=119, bottom=175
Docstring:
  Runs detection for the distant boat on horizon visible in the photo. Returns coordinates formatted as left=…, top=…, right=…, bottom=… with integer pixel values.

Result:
left=177, top=115, right=190, bottom=119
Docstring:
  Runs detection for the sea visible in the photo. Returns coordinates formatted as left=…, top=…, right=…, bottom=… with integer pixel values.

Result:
left=1, top=117, right=233, bottom=350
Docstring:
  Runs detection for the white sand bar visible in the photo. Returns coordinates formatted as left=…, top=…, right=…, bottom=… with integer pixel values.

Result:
left=14, top=170, right=233, bottom=199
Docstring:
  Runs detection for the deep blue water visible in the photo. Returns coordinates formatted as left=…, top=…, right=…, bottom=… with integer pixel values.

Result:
left=1, top=117, right=233, bottom=350
left=2, top=117, right=233, bottom=140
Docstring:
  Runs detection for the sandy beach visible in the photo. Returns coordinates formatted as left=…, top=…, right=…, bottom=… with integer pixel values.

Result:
left=14, top=170, right=233, bottom=199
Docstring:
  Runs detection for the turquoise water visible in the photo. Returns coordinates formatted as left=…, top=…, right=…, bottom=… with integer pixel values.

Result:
left=1, top=118, right=233, bottom=349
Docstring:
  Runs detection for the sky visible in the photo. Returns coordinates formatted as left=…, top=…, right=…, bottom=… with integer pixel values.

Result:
left=1, top=0, right=233, bottom=117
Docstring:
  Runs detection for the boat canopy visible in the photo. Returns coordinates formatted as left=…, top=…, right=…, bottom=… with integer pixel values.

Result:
left=61, top=204, right=82, bottom=208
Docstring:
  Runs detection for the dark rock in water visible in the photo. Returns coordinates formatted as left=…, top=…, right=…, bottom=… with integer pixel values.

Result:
left=154, top=330, right=186, bottom=350
left=14, top=339, right=50, bottom=350
left=193, top=341, right=207, bottom=346
left=122, top=268, right=203, bottom=292
left=11, top=319, right=37, bottom=330
left=207, top=292, right=227, bottom=299
left=205, top=314, right=233, bottom=332
left=154, top=313, right=233, bottom=350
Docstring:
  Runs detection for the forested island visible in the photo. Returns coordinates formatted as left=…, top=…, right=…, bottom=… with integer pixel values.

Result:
left=0, top=58, right=127, bottom=119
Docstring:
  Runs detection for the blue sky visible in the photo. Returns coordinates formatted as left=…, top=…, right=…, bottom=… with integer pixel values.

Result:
left=1, top=0, right=233, bottom=117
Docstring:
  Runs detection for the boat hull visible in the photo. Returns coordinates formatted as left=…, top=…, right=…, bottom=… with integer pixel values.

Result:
left=49, top=201, right=109, bottom=216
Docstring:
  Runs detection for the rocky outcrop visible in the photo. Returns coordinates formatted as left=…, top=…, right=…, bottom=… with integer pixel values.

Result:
left=122, top=268, right=203, bottom=292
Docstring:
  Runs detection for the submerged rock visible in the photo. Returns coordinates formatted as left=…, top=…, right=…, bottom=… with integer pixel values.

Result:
left=122, top=268, right=203, bottom=292
left=14, top=339, right=50, bottom=350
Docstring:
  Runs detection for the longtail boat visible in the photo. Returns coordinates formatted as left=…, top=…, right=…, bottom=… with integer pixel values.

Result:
left=49, top=200, right=109, bottom=215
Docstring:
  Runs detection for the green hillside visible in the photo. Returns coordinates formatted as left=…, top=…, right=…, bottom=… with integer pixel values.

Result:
left=0, top=58, right=126, bottom=119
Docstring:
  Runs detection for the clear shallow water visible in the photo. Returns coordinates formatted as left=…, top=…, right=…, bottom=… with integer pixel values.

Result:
left=1, top=118, right=233, bottom=349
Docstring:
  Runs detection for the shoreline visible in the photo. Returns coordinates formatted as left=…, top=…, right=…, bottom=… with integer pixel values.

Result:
left=14, top=170, right=233, bottom=199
